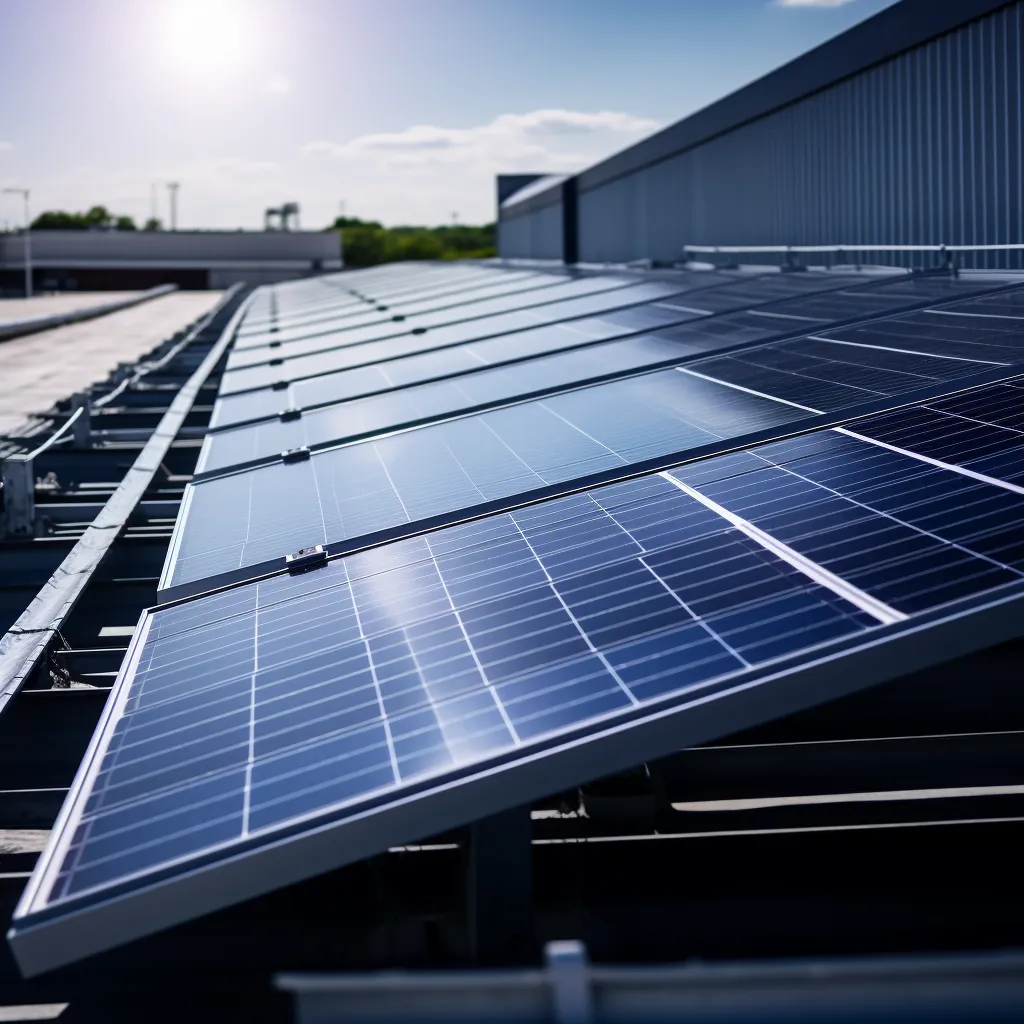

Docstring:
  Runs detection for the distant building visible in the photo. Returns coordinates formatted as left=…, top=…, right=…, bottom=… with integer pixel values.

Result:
left=0, top=229, right=343, bottom=293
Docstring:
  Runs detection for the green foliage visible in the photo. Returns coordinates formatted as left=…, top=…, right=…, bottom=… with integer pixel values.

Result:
left=143, top=217, right=163, bottom=232
left=328, top=216, right=496, bottom=267
left=31, top=205, right=137, bottom=231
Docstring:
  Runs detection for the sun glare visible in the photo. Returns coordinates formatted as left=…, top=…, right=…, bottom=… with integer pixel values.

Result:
left=162, top=0, right=255, bottom=77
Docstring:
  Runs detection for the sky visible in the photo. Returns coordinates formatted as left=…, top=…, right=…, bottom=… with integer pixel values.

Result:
left=0, top=0, right=899, bottom=230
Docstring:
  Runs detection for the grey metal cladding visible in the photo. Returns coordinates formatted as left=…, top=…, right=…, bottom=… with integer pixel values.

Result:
left=498, top=202, right=564, bottom=261
left=568, top=0, right=1024, bottom=269
left=576, top=0, right=1012, bottom=193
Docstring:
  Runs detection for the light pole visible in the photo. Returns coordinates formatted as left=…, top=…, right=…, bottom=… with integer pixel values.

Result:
left=3, top=188, right=31, bottom=298
left=167, top=182, right=180, bottom=231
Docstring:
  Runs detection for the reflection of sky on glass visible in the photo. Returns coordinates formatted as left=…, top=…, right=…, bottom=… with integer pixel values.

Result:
left=0, top=0, right=898, bottom=229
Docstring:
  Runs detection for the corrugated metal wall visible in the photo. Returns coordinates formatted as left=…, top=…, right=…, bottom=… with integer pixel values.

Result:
left=498, top=202, right=564, bottom=260
left=566, top=2, right=1024, bottom=269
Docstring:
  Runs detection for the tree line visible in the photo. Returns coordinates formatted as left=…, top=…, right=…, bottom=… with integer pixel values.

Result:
left=29, top=205, right=161, bottom=231
left=330, top=217, right=496, bottom=267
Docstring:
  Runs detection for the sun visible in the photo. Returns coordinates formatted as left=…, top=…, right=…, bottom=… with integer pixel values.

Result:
left=161, top=0, right=256, bottom=77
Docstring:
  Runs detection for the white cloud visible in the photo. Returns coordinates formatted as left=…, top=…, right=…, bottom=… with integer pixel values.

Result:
left=17, top=109, right=660, bottom=230
left=305, top=109, right=659, bottom=165
left=263, top=75, right=292, bottom=95
left=0, top=142, right=13, bottom=152
left=775, top=0, right=857, bottom=7
left=300, top=108, right=659, bottom=223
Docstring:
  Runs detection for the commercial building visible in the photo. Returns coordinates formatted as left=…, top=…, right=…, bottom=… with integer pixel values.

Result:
left=0, top=229, right=343, bottom=293
left=499, top=0, right=1024, bottom=270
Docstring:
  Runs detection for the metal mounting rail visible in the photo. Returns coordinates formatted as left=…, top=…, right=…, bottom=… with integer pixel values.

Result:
left=0, top=283, right=250, bottom=717
left=682, top=242, right=1024, bottom=255
left=277, top=945, right=1024, bottom=1024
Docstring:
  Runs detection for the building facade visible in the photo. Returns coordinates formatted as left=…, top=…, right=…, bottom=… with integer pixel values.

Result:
left=0, top=229, right=343, bottom=292
left=499, top=0, right=1024, bottom=270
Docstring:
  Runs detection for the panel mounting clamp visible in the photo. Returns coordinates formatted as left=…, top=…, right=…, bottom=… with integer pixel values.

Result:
left=285, top=544, right=327, bottom=573
left=271, top=379, right=289, bottom=391
left=279, top=407, right=303, bottom=422
left=280, top=446, right=311, bottom=464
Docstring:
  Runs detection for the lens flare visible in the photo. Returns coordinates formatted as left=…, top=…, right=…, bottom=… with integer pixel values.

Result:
left=161, top=0, right=255, bottom=77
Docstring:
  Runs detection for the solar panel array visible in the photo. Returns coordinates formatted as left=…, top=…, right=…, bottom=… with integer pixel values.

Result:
left=13, top=261, right=1024, bottom=975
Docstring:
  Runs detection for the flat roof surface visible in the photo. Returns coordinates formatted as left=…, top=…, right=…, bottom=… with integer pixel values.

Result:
left=0, top=292, right=140, bottom=327
left=0, top=291, right=223, bottom=435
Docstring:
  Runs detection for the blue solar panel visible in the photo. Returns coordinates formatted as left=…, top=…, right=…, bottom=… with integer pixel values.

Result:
left=219, top=284, right=689, bottom=394
left=218, top=274, right=1021, bottom=419
left=235, top=271, right=569, bottom=348
left=223, top=277, right=666, bottom=373
left=200, top=283, right=1024, bottom=478
left=168, top=370, right=803, bottom=593
left=242, top=266, right=489, bottom=327
left=200, top=335, right=704, bottom=473
left=211, top=271, right=885, bottom=431
left=210, top=298, right=706, bottom=431
left=15, top=378, right=1024, bottom=974
left=237, top=269, right=551, bottom=332
left=219, top=269, right=880, bottom=381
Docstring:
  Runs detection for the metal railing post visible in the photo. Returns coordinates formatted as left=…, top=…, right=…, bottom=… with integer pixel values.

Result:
left=1, top=453, right=36, bottom=538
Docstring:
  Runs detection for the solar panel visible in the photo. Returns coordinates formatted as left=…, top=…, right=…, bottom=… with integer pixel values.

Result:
left=237, top=268, right=551, bottom=329
left=198, top=281, right=1024, bottom=478
left=235, top=271, right=568, bottom=348
left=218, top=283, right=694, bottom=395
left=224, top=276, right=663, bottom=370
left=687, top=323, right=1020, bottom=415
left=226, top=268, right=865, bottom=373
left=211, top=271, right=884, bottom=432
left=244, top=266, right=490, bottom=325
left=236, top=266, right=554, bottom=337
left=221, top=273, right=1019, bottom=400
left=235, top=278, right=1019, bottom=427
left=840, top=383, right=1024, bottom=487
left=200, top=333, right=709, bottom=473
left=811, top=311, right=1024, bottom=364
left=210, top=296, right=714, bottom=431
left=165, top=369, right=807, bottom=595
left=14, top=378, right=1024, bottom=975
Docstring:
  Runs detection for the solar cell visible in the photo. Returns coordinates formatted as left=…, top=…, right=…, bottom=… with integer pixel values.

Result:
left=235, top=271, right=567, bottom=347
left=238, top=269, right=546, bottom=331
left=168, top=369, right=803, bottom=593
left=222, top=273, right=1020, bottom=406
left=15, top=379, right=1024, bottom=975
left=218, top=284, right=691, bottom=395
left=224, top=276, right=660, bottom=370
left=213, top=272, right=896, bottom=432
left=683, top=316, right=1022, bottom=413
left=200, top=334, right=703, bottom=472
left=200, top=281, right=1024, bottom=477
left=243, top=266, right=490, bottom=326
left=221, top=268, right=871, bottom=379
left=237, top=267, right=538, bottom=334
left=209, top=293, right=761, bottom=431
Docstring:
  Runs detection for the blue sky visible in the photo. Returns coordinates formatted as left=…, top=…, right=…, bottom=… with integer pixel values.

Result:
left=0, top=0, right=897, bottom=229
